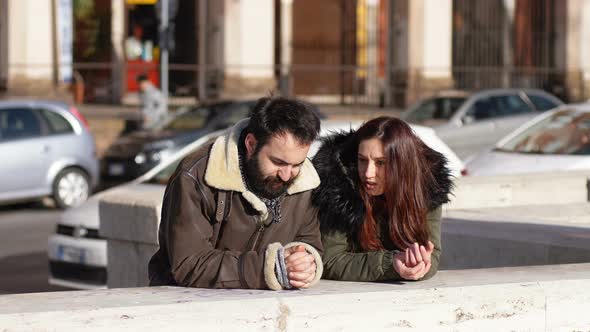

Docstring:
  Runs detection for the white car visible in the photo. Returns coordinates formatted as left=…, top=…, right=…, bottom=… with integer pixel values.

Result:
left=465, top=104, right=590, bottom=176
left=48, top=120, right=463, bottom=289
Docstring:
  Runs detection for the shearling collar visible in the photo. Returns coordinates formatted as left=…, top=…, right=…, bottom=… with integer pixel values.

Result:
left=311, top=130, right=454, bottom=234
left=204, top=119, right=321, bottom=217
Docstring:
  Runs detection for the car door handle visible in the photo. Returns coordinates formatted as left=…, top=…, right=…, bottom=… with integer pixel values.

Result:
left=43, top=145, right=51, bottom=153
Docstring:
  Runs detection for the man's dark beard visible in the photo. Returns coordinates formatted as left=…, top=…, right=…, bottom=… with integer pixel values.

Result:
left=244, top=151, right=297, bottom=199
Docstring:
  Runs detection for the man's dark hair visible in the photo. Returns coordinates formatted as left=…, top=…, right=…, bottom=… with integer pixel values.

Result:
left=246, top=97, right=321, bottom=148
left=136, top=74, right=149, bottom=83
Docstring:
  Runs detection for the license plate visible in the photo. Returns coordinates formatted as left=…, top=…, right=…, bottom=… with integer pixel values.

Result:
left=108, top=163, right=124, bottom=176
left=58, top=245, right=86, bottom=264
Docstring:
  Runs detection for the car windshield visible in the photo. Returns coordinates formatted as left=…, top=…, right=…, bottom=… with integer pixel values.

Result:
left=161, top=106, right=212, bottom=132
left=144, top=160, right=181, bottom=185
left=404, top=97, right=466, bottom=122
left=142, top=135, right=220, bottom=185
left=496, top=109, right=590, bottom=155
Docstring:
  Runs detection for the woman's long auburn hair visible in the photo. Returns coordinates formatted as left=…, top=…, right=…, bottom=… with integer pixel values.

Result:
left=355, top=117, right=436, bottom=251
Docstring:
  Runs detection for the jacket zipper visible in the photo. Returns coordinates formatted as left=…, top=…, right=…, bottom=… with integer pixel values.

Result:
left=247, top=221, right=266, bottom=251
left=239, top=219, right=267, bottom=288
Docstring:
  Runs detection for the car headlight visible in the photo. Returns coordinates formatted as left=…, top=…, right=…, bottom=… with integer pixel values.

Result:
left=135, top=149, right=172, bottom=164
left=149, top=149, right=173, bottom=162
left=134, top=153, right=147, bottom=164
left=149, top=151, right=162, bottom=161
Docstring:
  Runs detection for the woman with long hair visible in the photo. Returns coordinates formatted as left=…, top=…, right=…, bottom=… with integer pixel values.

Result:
left=311, top=117, right=453, bottom=281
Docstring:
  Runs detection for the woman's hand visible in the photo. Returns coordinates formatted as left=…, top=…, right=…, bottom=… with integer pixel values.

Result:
left=393, top=241, right=435, bottom=280
left=406, top=241, right=434, bottom=267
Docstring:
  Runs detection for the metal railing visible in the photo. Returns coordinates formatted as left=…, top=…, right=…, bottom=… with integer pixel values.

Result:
left=3, top=62, right=589, bottom=107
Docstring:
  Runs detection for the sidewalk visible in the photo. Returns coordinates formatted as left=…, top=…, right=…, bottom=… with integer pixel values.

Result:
left=77, top=104, right=142, bottom=120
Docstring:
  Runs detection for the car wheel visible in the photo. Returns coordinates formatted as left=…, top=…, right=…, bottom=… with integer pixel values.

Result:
left=52, top=168, right=90, bottom=209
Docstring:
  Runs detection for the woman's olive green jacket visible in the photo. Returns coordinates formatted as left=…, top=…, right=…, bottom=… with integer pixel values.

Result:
left=311, top=130, right=454, bottom=282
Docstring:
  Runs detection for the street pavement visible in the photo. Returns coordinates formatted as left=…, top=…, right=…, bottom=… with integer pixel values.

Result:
left=0, top=203, right=69, bottom=294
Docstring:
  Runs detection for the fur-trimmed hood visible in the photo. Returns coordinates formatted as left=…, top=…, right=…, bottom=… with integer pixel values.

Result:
left=311, top=130, right=454, bottom=235
left=204, top=119, right=321, bottom=219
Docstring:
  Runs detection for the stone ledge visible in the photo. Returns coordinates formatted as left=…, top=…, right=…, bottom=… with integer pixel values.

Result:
left=99, top=187, right=164, bottom=244
left=447, top=170, right=590, bottom=210
left=98, top=172, right=590, bottom=288
left=1, top=264, right=589, bottom=330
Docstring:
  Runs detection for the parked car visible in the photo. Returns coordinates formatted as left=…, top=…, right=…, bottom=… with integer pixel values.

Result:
left=465, top=104, right=590, bottom=176
left=48, top=118, right=463, bottom=289
left=100, top=100, right=257, bottom=183
left=401, top=88, right=563, bottom=160
left=0, top=100, right=99, bottom=209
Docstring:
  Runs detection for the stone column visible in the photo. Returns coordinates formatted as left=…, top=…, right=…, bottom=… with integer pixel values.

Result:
left=110, top=0, right=125, bottom=103
left=420, top=0, right=453, bottom=96
left=564, top=0, right=584, bottom=101
left=581, top=0, right=590, bottom=100
left=0, top=0, right=8, bottom=90
left=390, top=0, right=452, bottom=107
left=223, top=0, right=275, bottom=98
left=279, top=0, right=293, bottom=96
left=7, top=0, right=55, bottom=95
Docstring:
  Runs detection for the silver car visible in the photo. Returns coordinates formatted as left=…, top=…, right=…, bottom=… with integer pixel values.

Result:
left=0, top=100, right=99, bottom=208
left=401, top=89, right=563, bottom=160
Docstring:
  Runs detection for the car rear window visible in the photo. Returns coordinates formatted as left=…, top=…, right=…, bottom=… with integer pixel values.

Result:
left=468, top=94, right=531, bottom=120
left=39, top=109, right=74, bottom=134
left=527, top=94, right=560, bottom=111
left=497, top=109, right=590, bottom=155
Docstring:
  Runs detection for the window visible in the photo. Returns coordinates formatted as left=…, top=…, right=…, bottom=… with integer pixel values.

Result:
left=527, top=94, right=560, bottom=111
left=467, top=94, right=531, bottom=120
left=435, top=97, right=466, bottom=119
left=493, top=95, right=531, bottom=116
left=0, top=108, right=43, bottom=141
left=40, top=109, right=73, bottom=134
left=467, top=99, right=495, bottom=120
left=416, top=100, right=437, bottom=119
left=405, top=97, right=466, bottom=122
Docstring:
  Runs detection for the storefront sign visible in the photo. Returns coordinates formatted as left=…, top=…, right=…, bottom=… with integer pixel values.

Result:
left=126, top=0, right=158, bottom=4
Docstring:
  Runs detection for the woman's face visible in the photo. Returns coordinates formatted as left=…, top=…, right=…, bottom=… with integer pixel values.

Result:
left=358, top=138, right=386, bottom=196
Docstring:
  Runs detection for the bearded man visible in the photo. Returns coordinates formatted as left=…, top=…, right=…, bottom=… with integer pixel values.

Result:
left=148, top=97, right=323, bottom=290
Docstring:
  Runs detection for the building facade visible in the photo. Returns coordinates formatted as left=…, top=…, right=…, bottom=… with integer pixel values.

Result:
left=1, top=0, right=590, bottom=106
